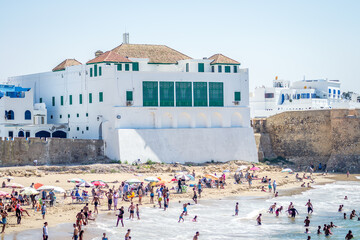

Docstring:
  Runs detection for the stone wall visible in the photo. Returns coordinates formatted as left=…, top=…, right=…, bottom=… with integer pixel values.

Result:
left=257, top=109, right=360, bottom=172
left=0, top=138, right=105, bottom=166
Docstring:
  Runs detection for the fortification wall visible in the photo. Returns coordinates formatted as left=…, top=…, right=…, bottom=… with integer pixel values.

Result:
left=0, top=138, right=105, bottom=166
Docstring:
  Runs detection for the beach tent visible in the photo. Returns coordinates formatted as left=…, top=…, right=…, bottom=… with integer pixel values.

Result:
left=20, top=187, right=39, bottom=195
left=144, top=177, right=160, bottom=182
left=6, top=183, right=24, bottom=188
left=37, top=185, right=65, bottom=193
left=68, top=178, right=85, bottom=183
left=76, top=181, right=94, bottom=188
left=281, top=168, right=293, bottom=173
left=176, top=174, right=190, bottom=181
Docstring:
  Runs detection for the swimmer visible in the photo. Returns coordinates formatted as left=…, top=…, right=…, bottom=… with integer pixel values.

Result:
left=287, top=207, right=299, bottom=218
left=116, top=206, right=124, bottom=227
left=345, top=196, right=348, bottom=200
left=256, top=214, right=262, bottom=225
left=304, top=216, right=310, bottom=227
left=350, top=210, right=357, bottom=219
left=235, top=202, right=239, bottom=216
left=344, top=213, right=347, bottom=219
left=128, top=202, right=135, bottom=220
left=178, top=211, right=185, bottom=223
left=304, top=228, right=310, bottom=234
left=317, top=226, right=322, bottom=234
left=192, top=216, right=197, bottom=222
left=345, top=230, right=354, bottom=240
left=125, top=229, right=131, bottom=240
left=269, top=203, right=276, bottom=214
left=330, top=222, right=336, bottom=228
left=275, top=206, right=283, bottom=217
left=305, top=199, right=313, bottom=214
left=193, top=232, right=200, bottom=240
left=183, top=203, right=190, bottom=216
left=338, top=204, right=344, bottom=212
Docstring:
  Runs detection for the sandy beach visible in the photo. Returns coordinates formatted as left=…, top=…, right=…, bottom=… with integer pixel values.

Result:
left=0, top=161, right=346, bottom=236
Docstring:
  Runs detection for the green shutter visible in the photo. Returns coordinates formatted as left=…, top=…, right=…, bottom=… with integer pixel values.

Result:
left=69, top=95, right=72, bottom=105
left=132, top=62, right=139, bottom=71
left=235, top=92, right=241, bottom=101
left=125, top=64, right=130, bottom=71
left=89, top=93, right=92, bottom=103
left=79, top=94, right=83, bottom=104
left=52, top=97, right=55, bottom=106
left=160, top=82, right=175, bottom=106
left=68, top=114, right=70, bottom=118
left=99, top=66, right=102, bottom=76
left=186, top=63, right=189, bottom=72
left=218, top=65, right=222, bottom=73
left=60, top=96, right=64, bottom=106
left=99, top=92, right=103, bottom=102
left=209, top=82, right=224, bottom=106
left=39, top=98, right=42, bottom=103
left=176, top=82, right=192, bottom=106
left=77, top=113, right=79, bottom=117
left=126, top=91, right=133, bottom=101
left=117, top=64, right=122, bottom=71
left=233, top=66, right=238, bottom=73
left=94, top=64, right=98, bottom=77
left=143, top=81, right=158, bottom=106
left=60, top=114, right=62, bottom=119
left=225, top=66, right=231, bottom=73
left=90, top=68, right=93, bottom=77
left=198, top=63, right=204, bottom=72
left=193, top=82, right=208, bottom=106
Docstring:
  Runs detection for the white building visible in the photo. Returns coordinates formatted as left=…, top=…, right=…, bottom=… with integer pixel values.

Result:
left=9, top=41, right=258, bottom=164
left=0, top=84, right=67, bottom=138
left=250, top=77, right=360, bottom=118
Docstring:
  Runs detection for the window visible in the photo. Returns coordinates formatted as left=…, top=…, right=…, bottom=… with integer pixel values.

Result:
left=142, top=81, right=158, bottom=106
left=125, top=64, right=130, bottom=71
left=68, top=114, right=70, bottom=118
left=233, top=66, right=238, bottom=73
left=89, top=93, right=92, bottom=103
left=77, top=127, right=79, bottom=131
left=6, top=110, right=14, bottom=120
left=133, top=62, right=139, bottom=71
left=193, top=82, right=207, bottom=106
left=126, top=91, right=133, bottom=101
left=209, top=82, right=224, bottom=106
left=311, top=93, right=317, bottom=98
left=234, top=92, right=241, bottom=101
left=79, top=94, right=83, bottom=104
left=25, top=110, right=31, bottom=120
left=86, top=113, right=88, bottom=117
left=50, top=115, right=53, bottom=119
left=8, top=131, right=13, bottom=138
left=117, top=64, right=122, bottom=71
left=77, top=113, right=79, bottom=118
left=60, top=96, right=64, bottom=106
left=60, top=114, right=62, bottom=119
left=328, top=89, right=331, bottom=93
left=94, top=64, right=98, bottom=77
left=99, top=92, right=103, bottom=102
left=160, top=82, right=175, bottom=106
left=225, top=66, right=231, bottom=73
left=186, top=63, right=189, bottom=72
left=26, top=131, right=30, bottom=138
left=99, top=66, right=102, bottom=76
left=39, top=98, right=42, bottom=103
left=176, top=82, right=192, bottom=106
left=198, top=63, right=204, bottom=72
left=218, top=65, right=222, bottom=73
left=86, top=126, right=89, bottom=131
left=265, top=93, right=274, bottom=98
left=90, top=68, right=93, bottom=77
left=338, top=90, right=340, bottom=95
left=211, top=66, right=215, bottom=72
left=52, top=97, right=55, bottom=106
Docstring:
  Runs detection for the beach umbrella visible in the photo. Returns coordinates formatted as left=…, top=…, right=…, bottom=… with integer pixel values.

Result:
left=156, top=181, right=166, bottom=186
left=3, top=176, right=14, bottom=180
left=126, top=179, right=142, bottom=184
left=67, top=178, right=85, bottom=183
left=281, top=168, right=293, bottom=173
left=76, top=181, right=94, bottom=188
left=250, top=166, right=260, bottom=171
left=37, top=185, right=65, bottom=193
left=91, top=180, right=108, bottom=183
left=34, top=183, right=43, bottom=189
left=7, top=183, right=24, bottom=188
left=20, top=187, right=39, bottom=195
left=0, top=191, right=10, bottom=198
left=144, top=177, right=160, bottom=182
left=92, top=181, right=107, bottom=187
left=176, top=174, right=190, bottom=181
left=205, top=174, right=219, bottom=180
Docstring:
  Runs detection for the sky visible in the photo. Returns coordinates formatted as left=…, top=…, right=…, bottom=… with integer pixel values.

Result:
left=0, top=0, right=359, bottom=93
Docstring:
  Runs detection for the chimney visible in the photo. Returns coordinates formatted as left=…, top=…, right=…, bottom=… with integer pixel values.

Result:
left=123, top=33, right=129, bottom=44
left=95, top=50, right=103, bottom=57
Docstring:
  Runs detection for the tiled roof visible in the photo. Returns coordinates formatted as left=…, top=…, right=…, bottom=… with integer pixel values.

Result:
left=208, top=54, right=240, bottom=65
left=52, top=59, right=82, bottom=72
left=86, top=51, right=132, bottom=64
left=111, top=44, right=192, bottom=64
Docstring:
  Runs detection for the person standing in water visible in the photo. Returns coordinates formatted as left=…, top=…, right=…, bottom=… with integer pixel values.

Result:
left=345, top=230, right=354, bottom=239
left=178, top=211, right=185, bottom=223
left=116, top=206, right=125, bottom=227
left=193, top=232, right=200, bottom=240
left=305, top=199, right=313, bottom=214
left=128, top=202, right=135, bottom=220
left=42, top=222, right=48, bottom=240
left=136, top=204, right=140, bottom=220
left=304, top=216, right=310, bottom=227
left=235, top=202, right=239, bottom=216
left=273, top=180, right=277, bottom=193
left=256, top=214, right=262, bottom=225
left=125, top=229, right=131, bottom=240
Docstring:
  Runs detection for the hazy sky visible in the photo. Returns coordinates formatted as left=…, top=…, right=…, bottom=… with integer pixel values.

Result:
left=0, top=0, right=359, bottom=92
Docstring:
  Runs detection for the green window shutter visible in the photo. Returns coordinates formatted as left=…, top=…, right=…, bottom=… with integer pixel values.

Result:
left=225, top=66, right=231, bottom=73
left=77, top=113, right=79, bottom=117
left=132, top=62, right=139, bottom=71
left=233, top=66, right=238, bottom=73
left=218, top=65, right=222, bottom=73
left=52, top=97, right=55, bottom=106
left=193, top=82, right=208, bottom=106
left=125, top=64, right=130, bottom=71
left=235, top=92, right=241, bottom=101
left=117, top=64, right=122, bottom=71
left=69, top=95, right=72, bottom=105
left=90, top=68, right=93, bottom=77
left=209, top=82, right=224, bottom=107
left=86, top=126, right=89, bottom=131
left=176, top=82, right=192, bottom=106
left=99, top=92, right=103, bottom=102
left=68, top=114, right=70, bottom=118
left=94, top=64, right=98, bottom=77
left=198, top=63, right=204, bottom=72
left=60, top=114, right=62, bottom=119
left=39, top=98, right=42, bottom=103
left=60, top=96, right=64, bottom=106
left=99, top=66, right=102, bottom=76
left=186, top=63, right=189, bottom=72
left=160, top=82, right=175, bottom=107
left=142, top=81, right=158, bottom=106
left=79, top=94, right=83, bottom=104
left=89, top=93, right=92, bottom=103
left=126, top=91, right=133, bottom=101
left=211, top=66, right=215, bottom=72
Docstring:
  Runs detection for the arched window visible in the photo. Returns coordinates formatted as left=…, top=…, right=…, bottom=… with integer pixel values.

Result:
left=18, top=131, right=24, bottom=137
left=25, top=110, right=31, bottom=120
left=6, top=110, right=14, bottom=120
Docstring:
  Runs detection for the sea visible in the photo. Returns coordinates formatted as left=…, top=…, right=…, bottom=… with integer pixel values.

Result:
left=5, top=181, right=360, bottom=240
